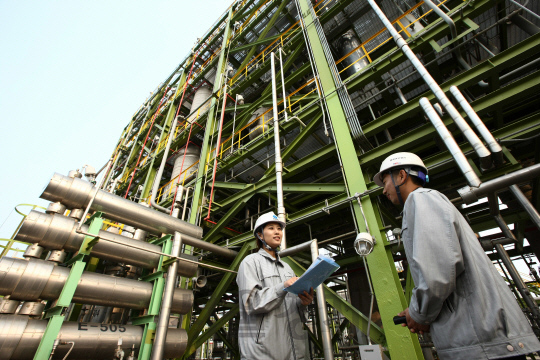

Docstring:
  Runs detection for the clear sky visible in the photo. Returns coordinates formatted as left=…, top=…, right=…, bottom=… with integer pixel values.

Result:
left=0, top=1, right=229, bottom=246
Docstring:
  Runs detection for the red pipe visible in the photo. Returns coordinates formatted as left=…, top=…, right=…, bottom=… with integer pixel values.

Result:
left=205, top=85, right=229, bottom=220
left=123, top=88, right=170, bottom=198
left=204, top=219, right=241, bottom=234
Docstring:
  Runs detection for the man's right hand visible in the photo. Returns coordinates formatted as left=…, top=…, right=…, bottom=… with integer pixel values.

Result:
left=284, top=277, right=298, bottom=287
left=398, top=308, right=430, bottom=335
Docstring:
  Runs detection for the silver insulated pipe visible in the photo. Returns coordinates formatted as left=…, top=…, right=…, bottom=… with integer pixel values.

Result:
left=270, top=52, right=287, bottom=249
left=420, top=98, right=482, bottom=187
left=15, top=210, right=198, bottom=277
left=40, top=173, right=237, bottom=258
left=0, top=315, right=187, bottom=360
left=42, top=173, right=201, bottom=237
left=366, top=0, right=493, bottom=170
left=0, top=258, right=193, bottom=314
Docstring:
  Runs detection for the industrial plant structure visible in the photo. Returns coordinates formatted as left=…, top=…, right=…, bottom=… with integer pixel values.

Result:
left=1, top=0, right=540, bottom=359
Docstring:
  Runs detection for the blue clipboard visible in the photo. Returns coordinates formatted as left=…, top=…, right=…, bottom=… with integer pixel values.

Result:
left=285, top=255, right=340, bottom=295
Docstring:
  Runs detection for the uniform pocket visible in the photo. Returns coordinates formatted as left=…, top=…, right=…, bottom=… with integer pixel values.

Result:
left=256, top=315, right=265, bottom=343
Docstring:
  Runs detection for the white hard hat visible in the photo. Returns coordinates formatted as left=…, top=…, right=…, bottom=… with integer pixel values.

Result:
left=373, top=152, right=428, bottom=187
left=253, top=212, right=286, bottom=239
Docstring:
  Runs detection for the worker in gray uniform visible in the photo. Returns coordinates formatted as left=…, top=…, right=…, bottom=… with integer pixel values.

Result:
left=236, top=212, right=314, bottom=359
left=374, top=152, right=540, bottom=360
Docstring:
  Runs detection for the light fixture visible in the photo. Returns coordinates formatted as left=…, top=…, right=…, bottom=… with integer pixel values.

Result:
left=354, top=232, right=375, bottom=256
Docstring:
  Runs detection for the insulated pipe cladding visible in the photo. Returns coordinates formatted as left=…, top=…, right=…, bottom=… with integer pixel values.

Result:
left=15, top=210, right=198, bottom=277
left=0, top=258, right=193, bottom=314
left=42, top=173, right=202, bottom=238
left=40, top=173, right=237, bottom=258
left=0, top=315, right=187, bottom=360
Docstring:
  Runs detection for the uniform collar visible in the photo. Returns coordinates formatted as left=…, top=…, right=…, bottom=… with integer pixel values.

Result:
left=257, top=248, right=283, bottom=264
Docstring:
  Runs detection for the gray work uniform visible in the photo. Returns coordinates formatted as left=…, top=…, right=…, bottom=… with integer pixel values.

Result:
left=237, top=248, right=308, bottom=360
left=402, top=187, right=540, bottom=359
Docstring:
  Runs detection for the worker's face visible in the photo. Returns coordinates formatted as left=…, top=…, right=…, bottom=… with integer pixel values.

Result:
left=258, top=222, right=283, bottom=248
left=381, top=171, right=404, bottom=205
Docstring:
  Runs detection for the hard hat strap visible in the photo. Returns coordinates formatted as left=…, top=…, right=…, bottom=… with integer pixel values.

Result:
left=255, top=231, right=280, bottom=253
left=390, top=167, right=411, bottom=205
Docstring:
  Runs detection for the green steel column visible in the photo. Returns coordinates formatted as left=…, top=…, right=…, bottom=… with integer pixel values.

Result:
left=296, top=0, right=423, bottom=358
left=33, top=215, right=103, bottom=360
left=189, top=8, right=234, bottom=225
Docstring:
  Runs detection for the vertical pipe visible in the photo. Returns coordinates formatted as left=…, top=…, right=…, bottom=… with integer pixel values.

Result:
left=182, top=187, right=192, bottom=221
left=279, top=48, right=289, bottom=123
left=206, top=78, right=229, bottom=220
left=449, top=86, right=504, bottom=165
left=487, top=194, right=540, bottom=324
left=509, top=184, right=540, bottom=231
left=366, top=0, right=492, bottom=170
left=420, top=98, right=482, bottom=187
left=270, top=52, right=287, bottom=249
left=151, top=232, right=182, bottom=360
left=310, top=240, right=334, bottom=360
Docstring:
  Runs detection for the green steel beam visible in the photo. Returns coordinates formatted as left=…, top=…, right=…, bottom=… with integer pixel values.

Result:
left=33, top=216, right=103, bottom=360
left=185, top=242, right=254, bottom=357
left=210, top=182, right=250, bottom=190
left=260, top=183, right=346, bottom=194
left=307, top=326, right=324, bottom=353
left=205, top=316, right=239, bottom=357
left=262, top=113, right=322, bottom=178
left=232, top=0, right=258, bottom=22
left=346, top=0, right=504, bottom=94
left=331, top=318, right=350, bottom=344
left=296, top=0, right=422, bottom=357
left=211, top=143, right=336, bottom=210
left=137, top=235, right=172, bottom=360
left=233, top=0, right=287, bottom=77
left=230, top=33, right=282, bottom=54
left=189, top=8, right=234, bottom=225
left=188, top=306, right=240, bottom=358
left=359, top=70, right=540, bottom=171
left=204, top=195, right=253, bottom=243
left=360, top=32, right=540, bottom=139
left=283, top=257, right=386, bottom=345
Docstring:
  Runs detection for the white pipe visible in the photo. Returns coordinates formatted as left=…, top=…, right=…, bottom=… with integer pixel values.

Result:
left=449, top=86, right=504, bottom=165
left=366, top=0, right=493, bottom=170
left=271, top=52, right=287, bottom=249
left=310, top=240, right=334, bottom=360
left=150, top=116, right=180, bottom=213
left=420, top=98, right=482, bottom=187
left=151, top=232, right=182, bottom=360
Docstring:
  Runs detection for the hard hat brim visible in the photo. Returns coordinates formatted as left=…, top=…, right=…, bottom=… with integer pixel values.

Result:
left=373, top=171, right=385, bottom=187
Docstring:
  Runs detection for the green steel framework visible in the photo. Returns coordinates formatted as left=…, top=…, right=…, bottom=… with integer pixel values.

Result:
left=5, top=0, right=540, bottom=359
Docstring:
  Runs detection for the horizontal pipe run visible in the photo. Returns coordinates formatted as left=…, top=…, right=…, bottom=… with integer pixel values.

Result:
left=457, top=163, right=540, bottom=204
left=75, top=229, right=237, bottom=274
left=41, top=173, right=203, bottom=239
left=0, top=258, right=193, bottom=313
left=0, top=315, right=187, bottom=360
left=420, top=97, right=482, bottom=187
left=41, top=173, right=237, bottom=258
left=15, top=210, right=197, bottom=277
left=279, top=239, right=314, bottom=258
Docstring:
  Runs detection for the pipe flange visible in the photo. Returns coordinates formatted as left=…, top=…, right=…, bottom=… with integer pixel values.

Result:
left=0, top=297, right=20, bottom=314
left=22, top=243, right=44, bottom=260
left=18, top=301, right=45, bottom=317
left=46, top=202, right=67, bottom=215
left=457, top=185, right=478, bottom=205
left=46, top=250, right=67, bottom=264
left=69, top=208, right=85, bottom=221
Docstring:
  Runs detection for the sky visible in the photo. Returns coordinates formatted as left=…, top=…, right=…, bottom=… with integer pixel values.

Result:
left=0, top=0, right=229, bottom=246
